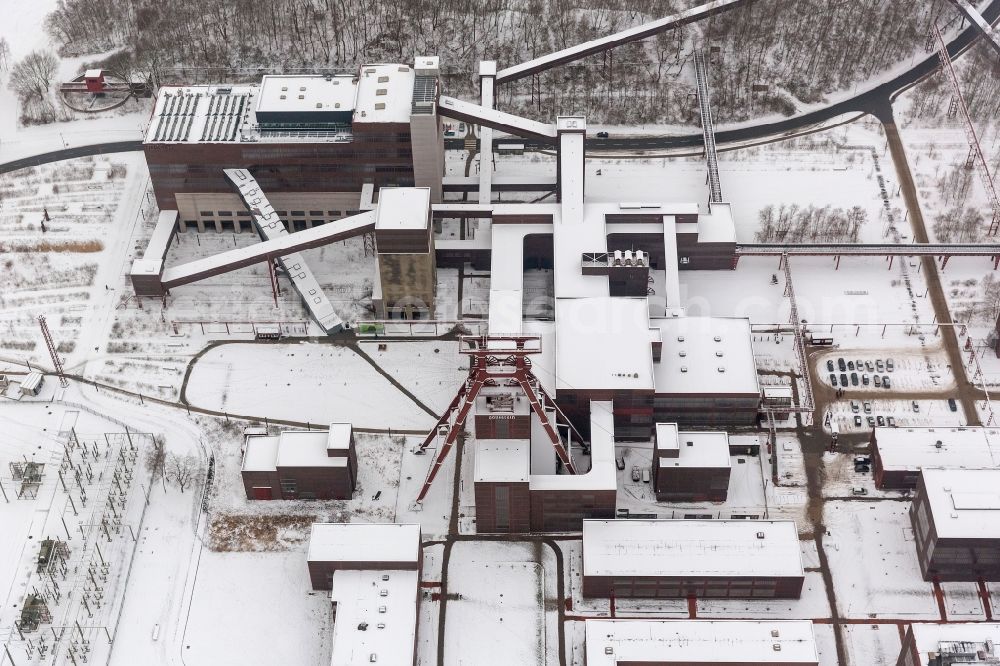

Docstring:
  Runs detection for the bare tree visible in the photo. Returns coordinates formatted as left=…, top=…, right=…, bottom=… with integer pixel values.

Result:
left=145, top=435, right=167, bottom=489
left=8, top=50, right=58, bottom=101
left=166, top=452, right=202, bottom=493
left=0, top=38, right=10, bottom=71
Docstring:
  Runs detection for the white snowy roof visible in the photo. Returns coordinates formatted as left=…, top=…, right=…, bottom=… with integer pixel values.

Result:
left=529, top=400, right=617, bottom=492
left=554, top=297, right=657, bottom=392
left=329, top=569, right=417, bottom=666
left=874, top=427, right=1000, bottom=472
left=474, top=439, right=530, bottom=483
left=651, top=316, right=759, bottom=396
left=698, top=202, right=737, bottom=243
left=20, top=372, right=43, bottom=392
left=585, top=619, right=819, bottom=665
left=257, top=74, right=357, bottom=115
left=920, top=468, right=1000, bottom=539
left=354, top=64, right=415, bottom=124
left=375, top=188, right=430, bottom=230
left=553, top=204, right=608, bottom=298
left=656, top=424, right=731, bottom=469
left=244, top=426, right=352, bottom=472
left=307, top=523, right=421, bottom=564
left=582, top=519, right=803, bottom=578
left=242, top=435, right=281, bottom=472
left=906, top=622, right=1000, bottom=661
left=275, top=431, right=346, bottom=468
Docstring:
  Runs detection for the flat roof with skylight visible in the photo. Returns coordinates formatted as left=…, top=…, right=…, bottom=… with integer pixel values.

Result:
left=329, top=569, right=418, bottom=666
left=652, top=316, right=759, bottom=396
left=582, top=519, right=803, bottom=578
left=875, top=427, right=1000, bottom=472
left=920, top=467, right=1000, bottom=539
left=585, top=619, right=819, bottom=665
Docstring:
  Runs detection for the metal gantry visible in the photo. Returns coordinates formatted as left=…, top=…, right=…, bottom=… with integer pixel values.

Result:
left=38, top=315, right=68, bottom=388
left=933, top=25, right=1000, bottom=235
left=694, top=50, right=724, bottom=203
left=414, top=335, right=577, bottom=503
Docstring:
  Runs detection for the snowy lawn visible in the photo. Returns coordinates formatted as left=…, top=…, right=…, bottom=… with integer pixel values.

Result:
left=184, top=342, right=436, bottom=430
left=182, top=551, right=331, bottom=666
left=445, top=541, right=558, bottom=666
left=822, top=500, right=938, bottom=619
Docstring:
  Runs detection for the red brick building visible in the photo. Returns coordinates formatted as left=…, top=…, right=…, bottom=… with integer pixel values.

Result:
left=582, top=519, right=805, bottom=599
left=653, top=423, right=731, bottom=502
left=895, top=622, right=1000, bottom=666
left=870, top=426, right=1000, bottom=489
left=241, top=424, right=357, bottom=500
left=474, top=400, right=617, bottom=533
left=306, top=523, right=422, bottom=666
left=909, top=467, right=1000, bottom=582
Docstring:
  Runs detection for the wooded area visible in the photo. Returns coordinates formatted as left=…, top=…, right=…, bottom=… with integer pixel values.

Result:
left=755, top=204, right=867, bottom=243
left=45, top=0, right=964, bottom=125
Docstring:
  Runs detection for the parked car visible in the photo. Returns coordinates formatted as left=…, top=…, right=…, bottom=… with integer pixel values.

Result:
left=883, top=376, right=891, bottom=389
left=862, top=374, right=870, bottom=386
left=850, top=372, right=859, bottom=386
left=887, top=416, right=896, bottom=427
left=887, top=358, right=895, bottom=371
left=866, top=361, right=875, bottom=372
left=840, top=373, right=848, bottom=386
left=641, top=468, right=651, bottom=483
left=830, top=374, right=838, bottom=386
left=854, top=415, right=863, bottom=427
left=854, top=455, right=872, bottom=465
left=847, top=360, right=855, bottom=371
left=596, top=131, right=610, bottom=138
left=850, top=401, right=860, bottom=413
left=867, top=416, right=876, bottom=427
left=631, top=466, right=641, bottom=482
left=876, top=359, right=885, bottom=372
left=827, top=359, right=835, bottom=372
left=874, top=375, right=881, bottom=387
left=877, top=415, right=885, bottom=427
left=863, top=401, right=872, bottom=413
left=852, top=486, right=868, bottom=496
left=856, top=359, right=864, bottom=369
left=838, top=357, right=847, bottom=371
left=855, top=463, right=870, bottom=473
left=912, top=401, right=920, bottom=412
left=948, top=398, right=958, bottom=412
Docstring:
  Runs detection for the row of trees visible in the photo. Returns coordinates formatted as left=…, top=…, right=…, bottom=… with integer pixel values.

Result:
left=42, top=0, right=970, bottom=125
left=755, top=203, right=867, bottom=243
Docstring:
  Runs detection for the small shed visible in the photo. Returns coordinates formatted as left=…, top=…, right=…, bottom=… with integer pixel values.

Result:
left=84, top=69, right=105, bottom=93
left=20, top=372, right=43, bottom=396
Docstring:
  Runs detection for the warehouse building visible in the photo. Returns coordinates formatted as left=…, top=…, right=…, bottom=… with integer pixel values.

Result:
left=585, top=619, right=820, bottom=666
left=581, top=519, right=805, bottom=599
left=306, top=523, right=421, bottom=666
left=241, top=424, right=357, bottom=500
left=896, top=622, right=1000, bottom=666
left=910, top=467, right=1000, bottom=581
left=871, top=426, right=1000, bottom=489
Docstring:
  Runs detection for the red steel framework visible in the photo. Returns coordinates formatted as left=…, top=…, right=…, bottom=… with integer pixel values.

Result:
left=38, top=315, right=68, bottom=388
left=415, top=335, right=579, bottom=503
left=934, top=25, right=1000, bottom=235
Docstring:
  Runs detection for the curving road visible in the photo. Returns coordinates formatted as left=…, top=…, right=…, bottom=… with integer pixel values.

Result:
left=1, top=1, right=997, bottom=175
left=0, top=140, right=143, bottom=174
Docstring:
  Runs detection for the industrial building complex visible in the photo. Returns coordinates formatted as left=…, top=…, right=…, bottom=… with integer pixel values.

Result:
left=7, top=0, right=1000, bottom=664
